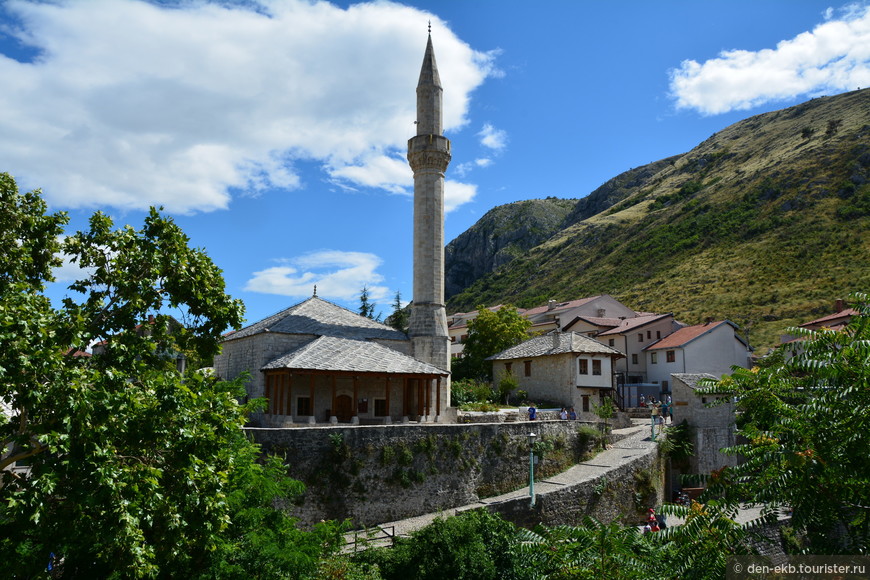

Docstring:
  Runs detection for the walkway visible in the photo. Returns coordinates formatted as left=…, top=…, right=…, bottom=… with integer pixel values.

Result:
left=346, top=420, right=659, bottom=547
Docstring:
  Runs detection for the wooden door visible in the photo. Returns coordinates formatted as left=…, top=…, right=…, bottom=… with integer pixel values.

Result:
left=335, top=394, right=353, bottom=422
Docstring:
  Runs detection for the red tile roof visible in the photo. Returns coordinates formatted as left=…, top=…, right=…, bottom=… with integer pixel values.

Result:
left=644, top=320, right=731, bottom=350
left=799, top=308, right=858, bottom=329
left=597, top=313, right=673, bottom=336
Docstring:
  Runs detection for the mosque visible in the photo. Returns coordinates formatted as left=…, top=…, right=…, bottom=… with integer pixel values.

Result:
left=213, top=33, right=453, bottom=426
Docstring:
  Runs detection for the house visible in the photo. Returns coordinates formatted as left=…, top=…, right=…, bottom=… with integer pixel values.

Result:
left=644, top=320, right=752, bottom=400
left=780, top=299, right=859, bottom=348
left=566, top=312, right=683, bottom=389
left=487, top=331, right=623, bottom=420
left=670, top=373, right=739, bottom=478
left=449, top=295, right=637, bottom=358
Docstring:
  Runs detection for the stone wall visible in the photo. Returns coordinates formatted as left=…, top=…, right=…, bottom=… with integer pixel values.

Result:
left=250, top=420, right=664, bottom=529
left=251, top=421, right=602, bottom=528
left=490, top=442, right=665, bottom=529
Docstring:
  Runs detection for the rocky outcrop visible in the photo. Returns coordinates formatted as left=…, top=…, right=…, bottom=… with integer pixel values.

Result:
left=444, top=198, right=576, bottom=299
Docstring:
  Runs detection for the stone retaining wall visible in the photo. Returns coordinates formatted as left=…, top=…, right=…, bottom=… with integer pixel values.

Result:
left=488, top=440, right=665, bottom=529
left=250, top=421, right=665, bottom=530
left=250, top=421, right=605, bottom=528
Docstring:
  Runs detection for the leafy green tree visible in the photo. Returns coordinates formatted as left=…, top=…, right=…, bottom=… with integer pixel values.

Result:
left=353, top=509, right=524, bottom=580
left=0, top=173, right=328, bottom=578
left=453, top=305, right=531, bottom=381
left=592, top=397, right=616, bottom=433
left=497, top=371, right=519, bottom=404
left=358, top=285, right=380, bottom=321
left=700, top=293, right=870, bottom=554
left=385, top=290, right=408, bottom=333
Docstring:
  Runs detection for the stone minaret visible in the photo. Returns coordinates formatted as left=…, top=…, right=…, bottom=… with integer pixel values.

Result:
left=408, top=31, right=451, bottom=376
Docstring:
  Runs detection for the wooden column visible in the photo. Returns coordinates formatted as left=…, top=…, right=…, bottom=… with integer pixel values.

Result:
left=402, top=379, right=409, bottom=417
left=353, top=375, right=359, bottom=418
left=331, top=375, right=337, bottom=418
left=436, top=376, right=441, bottom=416
left=424, top=379, right=431, bottom=418
left=309, top=374, right=315, bottom=418
left=385, top=376, right=391, bottom=419
left=417, top=380, right=423, bottom=417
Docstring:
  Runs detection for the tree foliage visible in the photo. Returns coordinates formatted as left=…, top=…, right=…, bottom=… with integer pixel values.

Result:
left=701, top=292, right=870, bottom=553
left=453, top=305, right=531, bottom=381
left=0, top=173, right=333, bottom=578
left=358, top=286, right=379, bottom=321
left=385, top=290, right=408, bottom=333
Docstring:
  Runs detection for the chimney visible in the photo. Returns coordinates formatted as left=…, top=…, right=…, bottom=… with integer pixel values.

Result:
left=597, top=308, right=606, bottom=318
left=835, top=299, right=845, bottom=313
left=547, top=300, right=557, bottom=311
left=704, top=317, right=714, bottom=325
left=552, top=330, right=561, bottom=349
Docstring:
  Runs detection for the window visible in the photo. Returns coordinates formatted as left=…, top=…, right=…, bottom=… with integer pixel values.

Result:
left=662, top=380, right=669, bottom=391
left=579, top=359, right=588, bottom=374
left=656, top=331, right=661, bottom=339
left=592, top=360, right=601, bottom=376
left=651, top=352, right=658, bottom=364
left=524, top=360, right=532, bottom=377
left=647, top=331, right=651, bottom=339
left=582, top=395, right=590, bottom=412
left=297, top=396, right=312, bottom=416
left=374, top=399, right=388, bottom=417
left=638, top=333, right=644, bottom=342
left=666, top=350, right=676, bottom=363
left=631, top=353, right=638, bottom=365
left=608, top=338, right=615, bottom=347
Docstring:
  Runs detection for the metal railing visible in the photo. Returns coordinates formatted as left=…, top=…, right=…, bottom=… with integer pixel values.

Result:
left=345, top=525, right=397, bottom=552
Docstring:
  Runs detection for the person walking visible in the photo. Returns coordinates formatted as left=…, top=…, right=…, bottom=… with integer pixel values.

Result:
left=528, top=403, right=537, bottom=421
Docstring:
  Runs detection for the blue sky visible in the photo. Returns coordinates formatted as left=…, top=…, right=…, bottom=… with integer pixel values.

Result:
left=2, top=0, right=869, bottom=326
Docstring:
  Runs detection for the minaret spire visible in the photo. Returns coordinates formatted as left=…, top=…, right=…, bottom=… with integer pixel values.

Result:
left=408, top=31, right=451, bottom=384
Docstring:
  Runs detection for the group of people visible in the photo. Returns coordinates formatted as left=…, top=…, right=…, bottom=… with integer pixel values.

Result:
left=640, top=394, right=672, bottom=426
left=559, top=407, right=577, bottom=421
left=527, top=404, right=577, bottom=421
left=642, top=507, right=667, bottom=533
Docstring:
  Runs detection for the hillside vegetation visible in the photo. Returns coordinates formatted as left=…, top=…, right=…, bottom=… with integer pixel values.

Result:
left=446, top=89, right=870, bottom=351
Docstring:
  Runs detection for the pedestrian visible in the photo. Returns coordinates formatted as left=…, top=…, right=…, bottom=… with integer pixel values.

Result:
left=568, top=407, right=577, bottom=420
left=528, top=403, right=537, bottom=421
left=661, top=400, right=670, bottom=424
left=559, top=407, right=568, bottom=420
left=639, top=394, right=646, bottom=407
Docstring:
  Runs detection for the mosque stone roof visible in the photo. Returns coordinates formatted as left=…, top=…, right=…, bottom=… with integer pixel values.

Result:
left=223, top=296, right=407, bottom=342
left=262, top=335, right=448, bottom=375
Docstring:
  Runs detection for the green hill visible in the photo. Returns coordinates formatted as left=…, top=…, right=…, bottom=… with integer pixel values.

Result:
left=446, top=88, right=870, bottom=351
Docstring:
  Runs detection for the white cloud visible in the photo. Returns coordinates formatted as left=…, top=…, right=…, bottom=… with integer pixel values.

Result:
left=244, top=249, right=389, bottom=302
left=445, top=180, right=476, bottom=213
left=328, top=153, right=411, bottom=194
left=0, top=0, right=494, bottom=213
left=669, top=5, right=870, bottom=115
left=478, top=123, right=508, bottom=150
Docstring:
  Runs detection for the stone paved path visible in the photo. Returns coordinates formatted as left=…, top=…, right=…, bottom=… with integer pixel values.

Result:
left=344, top=419, right=784, bottom=551
left=345, top=420, right=658, bottom=547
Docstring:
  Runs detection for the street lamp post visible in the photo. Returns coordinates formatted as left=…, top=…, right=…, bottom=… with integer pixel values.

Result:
left=528, top=432, right=536, bottom=507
